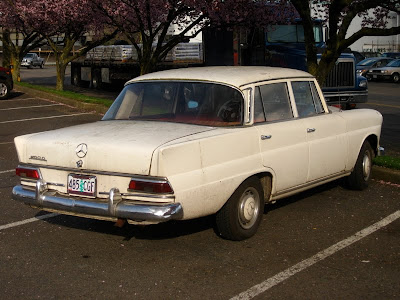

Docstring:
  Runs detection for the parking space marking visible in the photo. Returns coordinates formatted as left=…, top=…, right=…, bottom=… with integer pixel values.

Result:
left=0, top=97, right=48, bottom=103
left=366, top=102, right=400, bottom=109
left=231, top=210, right=400, bottom=300
left=0, top=142, right=14, bottom=145
left=0, top=213, right=59, bottom=231
left=0, top=104, right=62, bottom=111
left=0, top=112, right=91, bottom=124
left=0, top=169, right=14, bottom=174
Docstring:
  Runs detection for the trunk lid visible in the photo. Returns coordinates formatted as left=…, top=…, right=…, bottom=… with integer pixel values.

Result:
left=15, top=120, right=215, bottom=175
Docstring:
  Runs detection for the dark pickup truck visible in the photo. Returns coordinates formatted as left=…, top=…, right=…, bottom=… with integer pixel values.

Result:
left=0, top=66, right=13, bottom=99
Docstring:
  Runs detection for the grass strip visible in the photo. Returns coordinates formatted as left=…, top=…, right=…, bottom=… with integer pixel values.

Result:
left=374, top=155, right=400, bottom=171
left=16, top=81, right=114, bottom=107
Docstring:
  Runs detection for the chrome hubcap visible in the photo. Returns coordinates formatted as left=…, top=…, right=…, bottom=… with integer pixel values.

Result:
left=362, top=150, right=372, bottom=181
left=238, top=187, right=260, bottom=229
left=0, top=83, right=7, bottom=97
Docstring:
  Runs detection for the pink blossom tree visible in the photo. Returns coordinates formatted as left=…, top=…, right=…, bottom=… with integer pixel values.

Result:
left=95, top=0, right=297, bottom=75
left=7, top=0, right=117, bottom=90
left=290, top=0, right=400, bottom=83
left=0, top=0, right=46, bottom=81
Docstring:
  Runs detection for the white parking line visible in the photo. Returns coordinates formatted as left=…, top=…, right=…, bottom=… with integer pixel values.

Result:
left=231, top=210, right=400, bottom=300
left=0, top=113, right=90, bottom=124
left=0, top=104, right=62, bottom=111
left=0, top=142, right=14, bottom=145
left=0, top=213, right=59, bottom=231
left=0, top=169, right=14, bottom=174
left=0, top=97, right=48, bottom=103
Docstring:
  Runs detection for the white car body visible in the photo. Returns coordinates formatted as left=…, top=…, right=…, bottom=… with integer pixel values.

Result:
left=13, top=67, right=383, bottom=240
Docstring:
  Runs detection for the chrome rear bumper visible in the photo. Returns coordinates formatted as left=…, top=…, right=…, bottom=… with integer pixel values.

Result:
left=12, top=180, right=183, bottom=223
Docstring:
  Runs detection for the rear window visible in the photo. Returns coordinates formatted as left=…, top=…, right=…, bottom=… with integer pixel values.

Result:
left=103, top=81, right=244, bottom=127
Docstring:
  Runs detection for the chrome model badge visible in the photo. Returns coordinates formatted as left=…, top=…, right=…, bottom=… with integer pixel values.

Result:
left=75, top=143, right=88, bottom=158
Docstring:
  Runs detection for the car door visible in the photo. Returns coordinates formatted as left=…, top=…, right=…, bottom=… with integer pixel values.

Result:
left=254, top=81, right=309, bottom=192
left=290, top=80, right=347, bottom=182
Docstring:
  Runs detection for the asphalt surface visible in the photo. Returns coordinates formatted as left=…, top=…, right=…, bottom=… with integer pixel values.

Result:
left=0, top=68, right=399, bottom=299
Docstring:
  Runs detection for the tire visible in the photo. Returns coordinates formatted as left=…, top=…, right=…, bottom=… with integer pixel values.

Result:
left=216, top=176, right=265, bottom=240
left=0, top=80, right=10, bottom=100
left=346, top=140, right=374, bottom=190
left=40, top=62, right=44, bottom=69
left=91, top=70, right=102, bottom=89
left=392, top=73, right=399, bottom=83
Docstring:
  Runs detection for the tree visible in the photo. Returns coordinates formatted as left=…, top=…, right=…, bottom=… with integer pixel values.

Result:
left=7, top=0, right=117, bottom=90
left=0, top=1, right=46, bottom=82
left=290, top=0, right=400, bottom=84
left=96, top=0, right=297, bottom=75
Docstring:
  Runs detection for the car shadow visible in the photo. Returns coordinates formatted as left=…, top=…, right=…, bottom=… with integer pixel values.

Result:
left=38, top=178, right=344, bottom=241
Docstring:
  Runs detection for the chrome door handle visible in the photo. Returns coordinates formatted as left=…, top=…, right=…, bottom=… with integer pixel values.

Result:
left=261, top=135, right=272, bottom=140
left=307, top=128, right=316, bottom=133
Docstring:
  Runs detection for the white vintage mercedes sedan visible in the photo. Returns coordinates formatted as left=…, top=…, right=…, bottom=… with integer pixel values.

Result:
left=13, top=67, right=383, bottom=240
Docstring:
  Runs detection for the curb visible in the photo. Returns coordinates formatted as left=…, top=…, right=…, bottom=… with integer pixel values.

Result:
left=372, top=165, right=400, bottom=185
left=14, top=84, right=110, bottom=115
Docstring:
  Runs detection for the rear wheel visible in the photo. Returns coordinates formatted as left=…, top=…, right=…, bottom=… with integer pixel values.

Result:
left=216, top=177, right=265, bottom=240
left=0, top=80, right=10, bottom=100
left=346, top=140, right=374, bottom=190
left=40, top=62, right=44, bottom=69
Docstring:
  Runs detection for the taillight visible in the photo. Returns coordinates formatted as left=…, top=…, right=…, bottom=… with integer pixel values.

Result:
left=16, top=167, right=40, bottom=179
left=128, top=178, right=173, bottom=194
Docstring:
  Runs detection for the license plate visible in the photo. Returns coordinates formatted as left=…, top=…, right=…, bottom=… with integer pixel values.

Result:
left=373, top=75, right=377, bottom=78
left=67, top=174, right=96, bottom=197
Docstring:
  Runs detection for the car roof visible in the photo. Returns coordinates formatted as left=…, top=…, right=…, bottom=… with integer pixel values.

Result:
left=127, top=66, right=313, bottom=88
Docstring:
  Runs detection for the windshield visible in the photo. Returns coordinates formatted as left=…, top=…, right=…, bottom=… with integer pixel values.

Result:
left=103, top=81, right=244, bottom=127
left=357, top=58, right=378, bottom=66
left=386, top=60, right=400, bottom=67
left=266, top=24, right=323, bottom=43
left=25, top=53, right=34, bottom=58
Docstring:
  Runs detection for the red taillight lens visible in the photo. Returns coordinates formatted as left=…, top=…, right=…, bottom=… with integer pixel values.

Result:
left=128, top=179, right=173, bottom=194
left=16, top=167, right=40, bottom=179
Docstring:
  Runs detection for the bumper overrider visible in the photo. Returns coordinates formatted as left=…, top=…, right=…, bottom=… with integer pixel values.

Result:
left=12, top=179, right=183, bottom=223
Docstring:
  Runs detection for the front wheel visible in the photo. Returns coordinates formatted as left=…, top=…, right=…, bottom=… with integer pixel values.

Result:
left=392, top=73, right=399, bottom=83
left=0, top=80, right=10, bottom=100
left=345, top=140, right=374, bottom=190
left=40, top=62, right=44, bottom=69
left=216, top=177, right=264, bottom=240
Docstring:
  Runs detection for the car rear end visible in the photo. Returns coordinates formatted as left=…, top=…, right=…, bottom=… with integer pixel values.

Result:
left=0, top=66, right=13, bottom=99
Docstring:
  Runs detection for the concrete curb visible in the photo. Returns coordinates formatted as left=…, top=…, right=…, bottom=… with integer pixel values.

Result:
left=372, top=165, right=400, bottom=185
left=11, top=84, right=400, bottom=185
left=14, top=84, right=110, bottom=115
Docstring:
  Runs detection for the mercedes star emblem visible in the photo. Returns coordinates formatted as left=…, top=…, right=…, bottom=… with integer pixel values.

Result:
left=75, top=143, right=88, bottom=158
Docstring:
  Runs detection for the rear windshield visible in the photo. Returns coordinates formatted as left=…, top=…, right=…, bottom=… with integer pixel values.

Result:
left=103, top=81, right=244, bottom=127
left=386, top=60, right=400, bottom=67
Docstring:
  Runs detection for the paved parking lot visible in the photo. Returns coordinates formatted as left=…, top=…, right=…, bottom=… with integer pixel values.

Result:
left=0, top=89, right=399, bottom=299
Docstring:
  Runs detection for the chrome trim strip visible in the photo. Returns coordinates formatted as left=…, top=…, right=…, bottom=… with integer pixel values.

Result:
left=99, top=191, right=175, bottom=200
left=18, top=163, right=168, bottom=181
left=12, top=182, right=183, bottom=223
left=274, top=171, right=350, bottom=197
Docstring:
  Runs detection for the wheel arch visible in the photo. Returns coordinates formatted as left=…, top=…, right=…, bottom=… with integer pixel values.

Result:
left=365, top=134, right=378, bottom=157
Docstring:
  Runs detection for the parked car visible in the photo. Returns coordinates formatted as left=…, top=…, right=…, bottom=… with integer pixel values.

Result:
left=12, top=67, right=383, bottom=240
left=366, top=59, right=400, bottom=83
left=381, top=52, right=400, bottom=59
left=0, top=66, right=13, bottom=99
left=356, top=57, right=393, bottom=77
left=21, top=53, right=44, bottom=69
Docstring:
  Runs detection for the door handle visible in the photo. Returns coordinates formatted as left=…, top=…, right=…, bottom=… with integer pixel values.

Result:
left=261, top=135, right=272, bottom=140
left=307, top=128, right=316, bottom=133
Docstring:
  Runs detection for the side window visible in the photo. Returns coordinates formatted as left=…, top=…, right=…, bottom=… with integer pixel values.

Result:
left=259, top=82, right=293, bottom=122
left=310, top=82, right=324, bottom=114
left=292, top=81, right=324, bottom=118
left=254, top=87, right=266, bottom=123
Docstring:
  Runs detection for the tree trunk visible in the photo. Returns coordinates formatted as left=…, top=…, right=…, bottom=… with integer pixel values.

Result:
left=56, top=61, right=67, bottom=91
left=10, top=55, right=22, bottom=82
